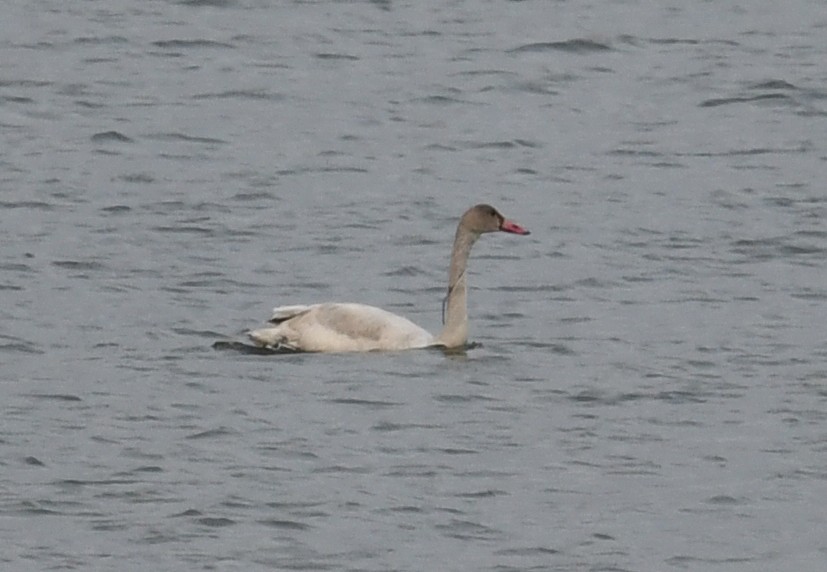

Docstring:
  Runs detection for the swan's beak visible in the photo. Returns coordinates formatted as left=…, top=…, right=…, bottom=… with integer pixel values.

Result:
left=500, top=219, right=531, bottom=235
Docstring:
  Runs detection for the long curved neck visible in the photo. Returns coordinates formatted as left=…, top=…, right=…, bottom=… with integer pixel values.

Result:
left=436, top=224, right=479, bottom=348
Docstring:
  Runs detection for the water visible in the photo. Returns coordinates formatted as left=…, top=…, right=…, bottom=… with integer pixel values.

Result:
left=2, top=1, right=826, bottom=570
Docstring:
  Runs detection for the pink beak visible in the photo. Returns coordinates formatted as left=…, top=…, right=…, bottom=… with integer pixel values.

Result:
left=500, top=219, right=531, bottom=235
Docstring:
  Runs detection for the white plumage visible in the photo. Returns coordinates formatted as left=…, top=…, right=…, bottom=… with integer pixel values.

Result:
left=249, top=303, right=435, bottom=352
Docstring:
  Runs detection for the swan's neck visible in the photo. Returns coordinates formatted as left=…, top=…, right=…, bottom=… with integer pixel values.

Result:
left=436, top=226, right=479, bottom=348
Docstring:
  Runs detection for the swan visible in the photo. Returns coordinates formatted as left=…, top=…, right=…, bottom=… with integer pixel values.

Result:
left=248, top=204, right=530, bottom=352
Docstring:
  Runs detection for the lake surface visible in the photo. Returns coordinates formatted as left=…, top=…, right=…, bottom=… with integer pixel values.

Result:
left=2, top=1, right=826, bottom=570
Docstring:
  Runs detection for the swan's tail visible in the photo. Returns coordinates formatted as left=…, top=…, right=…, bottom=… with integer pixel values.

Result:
left=247, top=304, right=314, bottom=349
left=248, top=326, right=298, bottom=350
left=213, top=340, right=300, bottom=354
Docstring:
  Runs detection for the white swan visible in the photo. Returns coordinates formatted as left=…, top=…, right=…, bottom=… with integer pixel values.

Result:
left=248, top=204, right=530, bottom=352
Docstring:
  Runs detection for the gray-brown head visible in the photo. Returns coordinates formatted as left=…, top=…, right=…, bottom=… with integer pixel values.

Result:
left=460, top=204, right=531, bottom=236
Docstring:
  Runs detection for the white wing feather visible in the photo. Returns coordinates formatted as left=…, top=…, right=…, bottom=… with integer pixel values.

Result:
left=249, top=303, right=435, bottom=352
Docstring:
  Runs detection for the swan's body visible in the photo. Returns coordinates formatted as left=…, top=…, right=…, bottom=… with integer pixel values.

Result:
left=248, top=204, right=529, bottom=352
left=250, top=303, right=435, bottom=352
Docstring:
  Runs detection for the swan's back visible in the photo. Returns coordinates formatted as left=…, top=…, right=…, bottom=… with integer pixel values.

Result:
left=248, top=303, right=434, bottom=352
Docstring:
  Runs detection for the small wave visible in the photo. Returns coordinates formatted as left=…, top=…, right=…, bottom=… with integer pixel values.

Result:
left=0, top=201, right=53, bottom=210
left=147, top=132, right=227, bottom=145
left=510, top=80, right=559, bottom=95
left=151, top=225, right=214, bottom=235
left=179, top=0, right=235, bottom=6
left=74, top=36, right=129, bottom=45
left=0, top=79, right=52, bottom=88
left=437, top=448, right=478, bottom=455
left=700, top=93, right=791, bottom=107
left=496, top=546, right=560, bottom=557
left=2, top=95, right=35, bottom=104
left=197, top=517, right=235, bottom=527
left=509, top=39, right=612, bottom=54
left=372, top=421, right=435, bottom=432
left=52, top=260, right=107, bottom=271
left=26, top=393, right=82, bottom=401
left=750, top=79, right=797, bottom=91
left=258, top=519, right=311, bottom=531
left=185, top=427, right=237, bottom=440
left=315, top=52, right=359, bottom=61
left=276, top=165, right=368, bottom=175
left=437, top=518, right=501, bottom=540
left=455, top=489, right=506, bottom=498
left=0, top=342, right=44, bottom=354
left=458, top=139, right=542, bottom=150
left=731, top=236, right=826, bottom=262
left=609, top=147, right=663, bottom=158
left=16, top=502, right=62, bottom=516
left=383, top=265, right=423, bottom=277
left=151, top=39, right=234, bottom=49
left=413, top=94, right=468, bottom=105
left=706, top=494, right=745, bottom=505
left=91, top=130, right=132, bottom=143
left=327, top=398, right=400, bottom=408
left=192, top=89, right=284, bottom=101
left=311, top=465, right=371, bottom=474
left=100, top=204, right=133, bottom=213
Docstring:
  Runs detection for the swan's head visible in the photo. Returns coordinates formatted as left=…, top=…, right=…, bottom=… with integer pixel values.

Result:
left=464, top=204, right=531, bottom=236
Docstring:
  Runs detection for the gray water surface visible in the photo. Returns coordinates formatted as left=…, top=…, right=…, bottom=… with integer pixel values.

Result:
left=2, top=1, right=826, bottom=570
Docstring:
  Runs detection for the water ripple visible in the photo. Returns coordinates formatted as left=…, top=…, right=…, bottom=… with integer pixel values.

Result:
left=509, top=39, right=613, bottom=54
left=2, top=2, right=826, bottom=571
